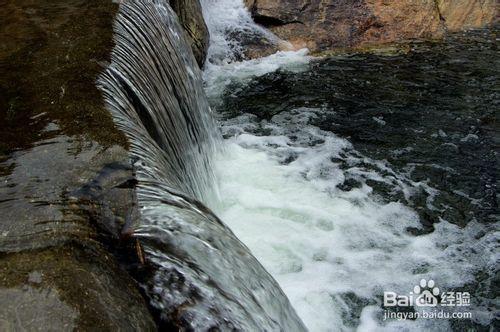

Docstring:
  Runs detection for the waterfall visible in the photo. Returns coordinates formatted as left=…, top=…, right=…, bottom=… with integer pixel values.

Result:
left=98, top=0, right=305, bottom=330
left=199, top=0, right=309, bottom=100
left=99, top=0, right=218, bottom=204
left=200, top=0, right=283, bottom=64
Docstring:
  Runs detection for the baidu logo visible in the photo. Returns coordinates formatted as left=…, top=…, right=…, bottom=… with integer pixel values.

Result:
left=414, top=279, right=440, bottom=306
left=384, top=279, right=471, bottom=308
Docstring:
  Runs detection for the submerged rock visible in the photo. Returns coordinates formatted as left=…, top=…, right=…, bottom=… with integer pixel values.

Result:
left=244, top=0, right=498, bottom=54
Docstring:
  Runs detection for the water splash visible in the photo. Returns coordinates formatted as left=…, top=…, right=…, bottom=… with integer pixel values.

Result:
left=200, top=0, right=312, bottom=103
left=204, top=48, right=312, bottom=100
left=199, top=4, right=499, bottom=329
left=200, top=0, right=281, bottom=64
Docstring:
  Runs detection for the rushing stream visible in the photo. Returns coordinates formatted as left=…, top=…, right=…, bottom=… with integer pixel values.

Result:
left=0, top=0, right=497, bottom=330
left=202, top=1, right=499, bottom=330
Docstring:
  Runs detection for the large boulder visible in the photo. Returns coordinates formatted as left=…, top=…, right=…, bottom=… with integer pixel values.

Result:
left=170, top=0, right=210, bottom=67
left=245, top=0, right=498, bottom=53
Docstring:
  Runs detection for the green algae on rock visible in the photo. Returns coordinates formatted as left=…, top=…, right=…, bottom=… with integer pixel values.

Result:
left=0, top=245, right=155, bottom=331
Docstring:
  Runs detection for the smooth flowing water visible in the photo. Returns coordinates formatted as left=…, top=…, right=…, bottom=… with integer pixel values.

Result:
left=202, top=1, right=499, bottom=330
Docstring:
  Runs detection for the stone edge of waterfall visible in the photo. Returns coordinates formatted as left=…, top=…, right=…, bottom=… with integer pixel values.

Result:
left=0, top=0, right=157, bottom=330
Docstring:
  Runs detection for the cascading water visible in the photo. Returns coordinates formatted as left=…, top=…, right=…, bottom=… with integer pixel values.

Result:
left=96, top=0, right=498, bottom=330
left=101, top=0, right=218, bottom=204
left=200, top=0, right=282, bottom=64
left=200, top=0, right=310, bottom=102
left=99, top=0, right=305, bottom=330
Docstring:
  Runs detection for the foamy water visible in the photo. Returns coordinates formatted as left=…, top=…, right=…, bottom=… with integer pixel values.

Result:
left=211, top=110, right=498, bottom=331
left=200, top=1, right=498, bottom=330
left=203, top=49, right=311, bottom=99
left=200, top=0, right=281, bottom=64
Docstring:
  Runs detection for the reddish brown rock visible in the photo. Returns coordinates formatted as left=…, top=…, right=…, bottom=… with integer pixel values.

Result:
left=245, top=0, right=498, bottom=54
left=437, top=0, right=498, bottom=31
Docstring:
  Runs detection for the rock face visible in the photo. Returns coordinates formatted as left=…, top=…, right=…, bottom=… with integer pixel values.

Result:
left=170, top=0, right=210, bottom=67
left=244, top=0, right=498, bottom=53
left=437, top=0, right=498, bottom=31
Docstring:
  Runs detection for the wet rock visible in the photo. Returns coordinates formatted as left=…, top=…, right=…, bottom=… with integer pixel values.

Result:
left=0, top=246, right=155, bottom=331
left=0, top=127, right=156, bottom=331
left=0, top=137, right=127, bottom=251
left=0, top=0, right=155, bottom=329
left=0, top=0, right=127, bottom=152
left=244, top=0, right=498, bottom=55
left=170, top=0, right=210, bottom=67
left=232, top=29, right=283, bottom=61
left=0, top=287, right=78, bottom=331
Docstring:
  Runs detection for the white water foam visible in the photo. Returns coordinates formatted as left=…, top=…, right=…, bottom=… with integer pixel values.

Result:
left=200, top=0, right=311, bottom=99
left=200, top=0, right=281, bottom=64
left=203, top=49, right=311, bottom=99
left=212, top=110, right=499, bottom=331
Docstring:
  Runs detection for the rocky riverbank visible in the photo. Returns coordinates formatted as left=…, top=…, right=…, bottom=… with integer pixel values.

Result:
left=243, top=0, right=498, bottom=55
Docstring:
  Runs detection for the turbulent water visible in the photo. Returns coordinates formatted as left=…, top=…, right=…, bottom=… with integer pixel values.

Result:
left=202, top=2, right=499, bottom=330
left=99, top=0, right=305, bottom=330
left=200, top=0, right=282, bottom=65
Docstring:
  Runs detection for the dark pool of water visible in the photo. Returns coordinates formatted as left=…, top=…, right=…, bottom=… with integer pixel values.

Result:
left=217, top=27, right=499, bottom=330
